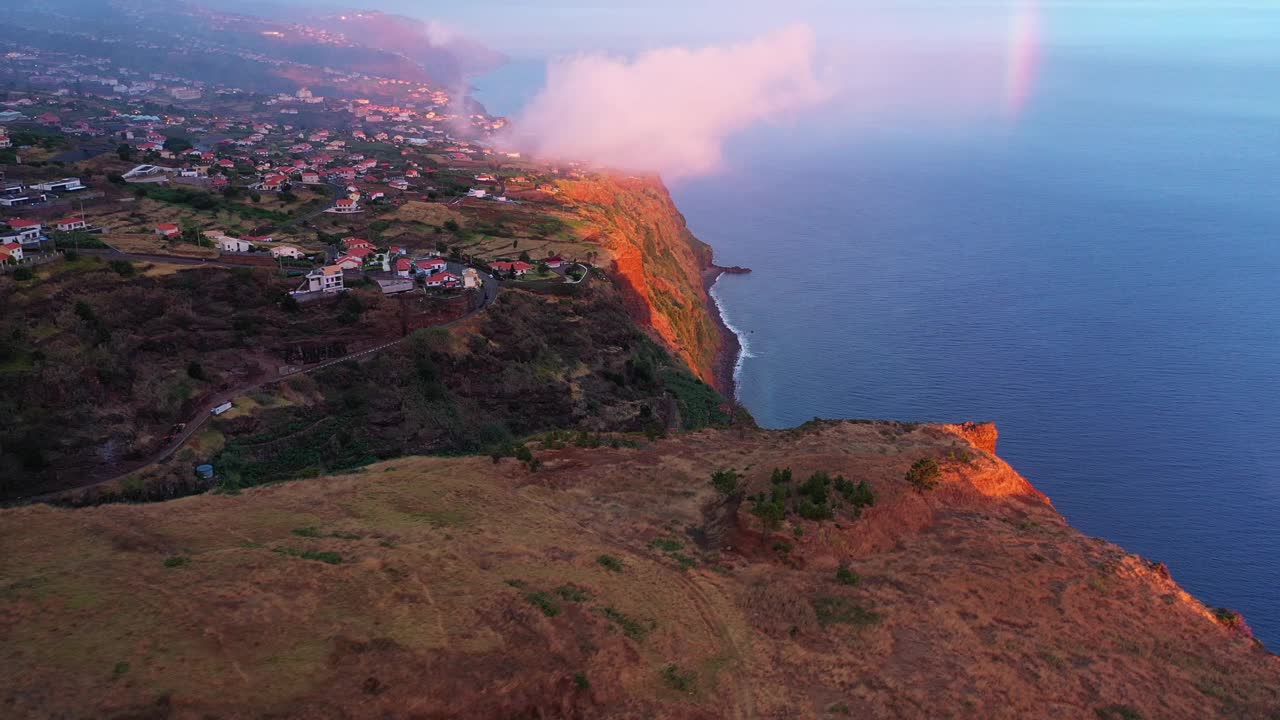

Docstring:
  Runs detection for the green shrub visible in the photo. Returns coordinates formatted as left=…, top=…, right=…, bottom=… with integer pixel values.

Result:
left=163, top=556, right=189, bottom=568
left=648, top=536, right=683, bottom=552
left=573, top=672, right=590, bottom=689
left=771, top=467, right=792, bottom=484
left=525, top=591, right=561, bottom=617
left=597, top=554, right=623, bottom=572
left=12, top=267, right=33, bottom=281
left=660, top=663, right=696, bottom=694
left=835, top=477, right=875, bottom=511
left=600, top=606, right=655, bottom=640
left=554, top=584, right=591, bottom=602
left=291, top=526, right=321, bottom=538
left=835, top=564, right=860, bottom=586
left=813, top=596, right=881, bottom=627
left=710, top=468, right=741, bottom=495
left=905, top=458, right=942, bottom=491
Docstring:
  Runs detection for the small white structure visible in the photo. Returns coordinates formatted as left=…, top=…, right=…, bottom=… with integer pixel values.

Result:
left=305, top=265, right=345, bottom=293
left=466, top=188, right=487, bottom=199
left=211, top=401, right=233, bottom=416
left=216, top=236, right=252, bottom=253
left=269, top=245, right=303, bottom=259
left=54, top=217, right=88, bottom=232
left=462, top=267, right=482, bottom=289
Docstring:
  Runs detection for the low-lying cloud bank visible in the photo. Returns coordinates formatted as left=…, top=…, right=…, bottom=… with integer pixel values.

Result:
left=500, top=26, right=829, bottom=179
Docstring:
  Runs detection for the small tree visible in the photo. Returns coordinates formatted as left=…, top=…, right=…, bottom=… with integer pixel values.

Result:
left=905, top=458, right=942, bottom=491
left=710, top=469, right=741, bottom=496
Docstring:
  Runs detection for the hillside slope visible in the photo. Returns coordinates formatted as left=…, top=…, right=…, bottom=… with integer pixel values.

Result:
left=3, top=421, right=1275, bottom=719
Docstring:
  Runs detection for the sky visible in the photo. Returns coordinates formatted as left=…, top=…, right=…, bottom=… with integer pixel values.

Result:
left=327, top=0, right=1280, bottom=58
left=303, top=0, right=1280, bottom=176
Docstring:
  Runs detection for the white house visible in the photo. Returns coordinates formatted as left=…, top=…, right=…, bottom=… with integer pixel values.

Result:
left=270, top=245, right=303, bottom=259
left=304, top=265, right=345, bottom=293
left=0, top=242, right=23, bottom=263
left=466, top=188, right=487, bottom=199
left=54, top=216, right=88, bottom=232
left=333, top=255, right=363, bottom=270
left=216, top=236, right=252, bottom=253
left=5, top=219, right=43, bottom=245
left=462, top=268, right=482, bottom=289
left=326, top=198, right=362, bottom=214
left=422, top=271, right=461, bottom=288
left=155, top=223, right=181, bottom=238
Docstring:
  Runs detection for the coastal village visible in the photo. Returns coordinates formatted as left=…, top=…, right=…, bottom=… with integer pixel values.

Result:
left=0, top=37, right=697, bottom=501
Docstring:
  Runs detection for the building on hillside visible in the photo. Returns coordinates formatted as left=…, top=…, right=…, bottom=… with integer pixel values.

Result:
left=54, top=217, right=88, bottom=232
left=0, top=242, right=23, bottom=263
left=155, top=223, right=181, bottom=238
left=269, top=245, right=303, bottom=259
left=333, top=255, right=363, bottom=270
left=462, top=267, right=482, bottom=289
left=545, top=256, right=565, bottom=269
left=414, top=257, right=447, bottom=275
left=304, top=265, right=344, bottom=293
left=5, top=219, right=43, bottom=245
left=394, top=257, right=413, bottom=277
left=216, top=236, right=252, bottom=253
left=31, top=178, right=86, bottom=192
left=422, top=271, right=461, bottom=289
left=490, top=260, right=534, bottom=277
left=341, top=237, right=374, bottom=250
left=326, top=198, right=361, bottom=214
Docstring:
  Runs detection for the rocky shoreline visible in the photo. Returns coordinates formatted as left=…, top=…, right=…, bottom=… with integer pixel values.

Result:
left=703, top=263, right=746, bottom=401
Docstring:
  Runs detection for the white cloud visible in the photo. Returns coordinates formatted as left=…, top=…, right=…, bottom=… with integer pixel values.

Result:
left=502, top=26, right=829, bottom=179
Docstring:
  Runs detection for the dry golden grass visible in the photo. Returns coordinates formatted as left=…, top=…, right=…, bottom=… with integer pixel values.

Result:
left=3, top=422, right=1278, bottom=719
left=100, top=233, right=218, bottom=258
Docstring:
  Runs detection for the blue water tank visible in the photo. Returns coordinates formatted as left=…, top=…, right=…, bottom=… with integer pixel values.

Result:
left=195, top=464, right=215, bottom=479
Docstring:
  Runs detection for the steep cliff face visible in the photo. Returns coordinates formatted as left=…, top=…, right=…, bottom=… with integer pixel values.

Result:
left=557, top=175, right=725, bottom=390
left=5, top=421, right=1276, bottom=719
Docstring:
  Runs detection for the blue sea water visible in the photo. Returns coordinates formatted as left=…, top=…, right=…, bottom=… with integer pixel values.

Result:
left=471, top=33, right=1280, bottom=646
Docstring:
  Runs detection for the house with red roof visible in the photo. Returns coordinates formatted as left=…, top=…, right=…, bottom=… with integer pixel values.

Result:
left=414, top=257, right=447, bottom=275
left=345, top=246, right=375, bottom=260
left=333, top=254, right=364, bottom=270
left=54, top=217, right=88, bottom=232
left=545, top=256, right=565, bottom=269
left=394, top=257, right=413, bottom=277
left=155, top=223, right=181, bottom=238
left=5, top=219, right=43, bottom=245
left=422, top=271, right=461, bottom=289
left=326, top=198, right=361, bottom=214
left=341, top=237, right=374, bottom=250
left=490, top=260, right=534, bottom=277
left=0, top=242, right=23, bottom=263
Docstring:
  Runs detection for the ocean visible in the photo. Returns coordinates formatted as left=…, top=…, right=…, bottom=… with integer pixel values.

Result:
left=470, top=30, right=1280, bottom=646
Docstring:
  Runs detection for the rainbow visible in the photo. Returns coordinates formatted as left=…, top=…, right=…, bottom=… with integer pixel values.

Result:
left=1003, top=0, right=1043, bottom=118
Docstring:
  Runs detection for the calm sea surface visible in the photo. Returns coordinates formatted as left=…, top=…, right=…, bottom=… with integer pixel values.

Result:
left=473, top=33, right=1280, bottom=646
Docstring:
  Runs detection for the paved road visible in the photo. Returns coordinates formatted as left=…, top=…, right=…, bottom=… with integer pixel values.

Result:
left=15, top=271, right=504, bottom=505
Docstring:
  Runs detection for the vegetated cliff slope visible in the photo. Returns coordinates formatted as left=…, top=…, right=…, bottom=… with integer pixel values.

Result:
left=558, top=175, right=725, bottom=389
left=3, top=421, right=1275, bottom=719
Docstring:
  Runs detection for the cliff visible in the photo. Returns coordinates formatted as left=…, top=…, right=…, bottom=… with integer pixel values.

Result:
left=3, top=421, right=1276, bottom=718
left=557, top=175, right=728, bottom=391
